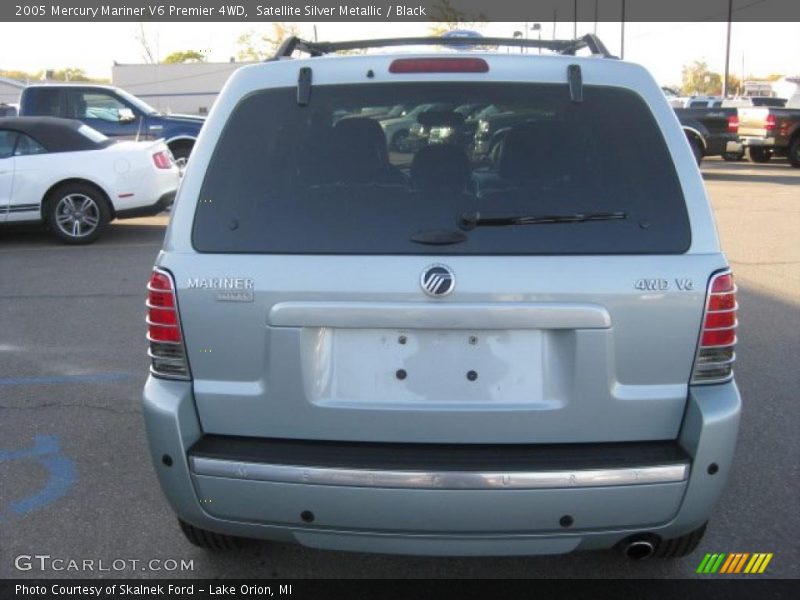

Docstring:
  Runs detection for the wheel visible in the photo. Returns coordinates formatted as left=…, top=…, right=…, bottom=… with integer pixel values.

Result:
left=168, top=141, right=194, bottom=169
left=689, top=138, right=704, bottom=166
left=653, top=522, right=707, bottom=558
left=390, top=130, right=409, bottom=152
left=788, top=137, right=800, bottom=168
left=747, top=146, right=772, bottom=163
left=722, top=150, right=745, bottom=161
left=45, top=182, right=110, bottom=244
left=178, top=519, right=244, bottom=551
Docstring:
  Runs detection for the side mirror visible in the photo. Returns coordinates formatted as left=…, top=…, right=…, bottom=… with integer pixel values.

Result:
left=118, top=108, right=136, bottom=123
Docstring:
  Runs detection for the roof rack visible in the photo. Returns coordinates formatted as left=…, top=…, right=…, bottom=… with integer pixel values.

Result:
left=271, top=34, right=616, bottom=61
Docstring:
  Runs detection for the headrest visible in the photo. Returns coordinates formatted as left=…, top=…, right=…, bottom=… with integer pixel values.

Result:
left=411, top=144, right=471, bottom=190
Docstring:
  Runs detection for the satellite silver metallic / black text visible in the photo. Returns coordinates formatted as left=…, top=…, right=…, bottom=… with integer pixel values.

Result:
left=256, top=5, right=427, bottom=17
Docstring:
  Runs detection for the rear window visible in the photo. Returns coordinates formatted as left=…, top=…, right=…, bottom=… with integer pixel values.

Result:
left=750, top=97, right=786, bottom=107
left=193, top=82, right=690, bottom=255
left=24, top=88, right=61, bottom=116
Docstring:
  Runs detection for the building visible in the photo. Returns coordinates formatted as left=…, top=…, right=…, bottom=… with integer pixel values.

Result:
left=772, top=76, right=800, bottom=105
left=0, top=76, right=26, bottom=105
left=111, top=60, right=257, bottom=116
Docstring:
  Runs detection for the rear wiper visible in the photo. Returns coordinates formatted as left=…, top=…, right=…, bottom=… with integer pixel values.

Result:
left=459, top=211, right=626, bottom=231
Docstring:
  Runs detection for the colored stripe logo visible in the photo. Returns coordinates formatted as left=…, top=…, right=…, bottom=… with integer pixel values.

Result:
left=697, top=552, right=773, bottom=574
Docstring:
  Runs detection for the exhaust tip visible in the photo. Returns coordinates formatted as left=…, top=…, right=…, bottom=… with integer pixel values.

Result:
left=625, top=539, right=656, bottom=561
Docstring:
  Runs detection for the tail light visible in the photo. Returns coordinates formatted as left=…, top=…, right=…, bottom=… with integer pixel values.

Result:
left=727, top=115, right=739, bottom=133
left=692, top=271, right=737, bottom=384
left=146, top=268, right=190, bottom=379
left=389, top=58, right=489, bottom=74
left=152, top=150, right=173, bottom=169
left=765, top=114, right=777, bottom=132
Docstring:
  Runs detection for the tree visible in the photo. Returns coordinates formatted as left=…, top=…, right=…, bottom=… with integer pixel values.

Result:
left=162, top=50, right=206, bottom=64
left=1, top=68, right=107, bottom=84
left=236, top=23, right=299, bottom=61
left=428, top=0, right=486, bottom=36
left=50, top=68, right=92, bottom=82
left=681, top=61, right=722, bottom=96
left=135, top=23, right=157, bottom=64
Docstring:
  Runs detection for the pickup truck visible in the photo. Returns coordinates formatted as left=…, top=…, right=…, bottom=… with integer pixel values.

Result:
left=736, top=102, right=800, bottom=167
left=474, top=105, right=741, bottom=166
left=673, top=107, right=743, bottom=164
left=18, top=84, right=204, bottom=165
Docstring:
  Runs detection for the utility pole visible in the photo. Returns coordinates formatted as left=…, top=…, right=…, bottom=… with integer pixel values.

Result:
left=532, top=23, right=542, bottom=54
left=574, top=0, right=578, bottom=38
left=723, top=0, right=733, bottom=98
left=620, top=0, right=626, bottom=59
left=594, top=0, right=599, bottom=35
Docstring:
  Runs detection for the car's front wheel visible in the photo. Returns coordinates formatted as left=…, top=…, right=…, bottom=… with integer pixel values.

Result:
left=45, top=183, right=110, bottom=244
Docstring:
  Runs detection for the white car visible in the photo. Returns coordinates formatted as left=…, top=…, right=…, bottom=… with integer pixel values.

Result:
left=0, top=117, right=179, bottom=243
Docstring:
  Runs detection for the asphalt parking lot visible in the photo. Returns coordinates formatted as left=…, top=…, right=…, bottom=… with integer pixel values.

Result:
left=0, top=157, right=798, bottom=579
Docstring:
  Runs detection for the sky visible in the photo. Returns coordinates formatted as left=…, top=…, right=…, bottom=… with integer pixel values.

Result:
left=0, top=21, right=798, bottom=87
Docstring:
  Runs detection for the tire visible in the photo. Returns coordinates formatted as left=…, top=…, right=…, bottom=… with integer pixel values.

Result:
left=168, top=141, right=194, bottom=169
left=748, top=146, right=772, bottom=163
left=722, top=150, right=745, bottom=161
left=788, top=137, right=800, bottom=168
left=45, top=182, right=110, bottom=245
left=653, top=523, right=707, bottom=559
left=178, top=519, right=244, bottom=551
left=689, top=138, right=704, bottom=166
left=390, top=130, right=409, bottom=152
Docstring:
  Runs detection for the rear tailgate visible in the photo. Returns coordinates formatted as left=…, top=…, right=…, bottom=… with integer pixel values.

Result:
left=738, top=107, right=770, bottom=138
left=161, top=54, right=724, bottom=445
left=164, top=253, right=722, bottom=444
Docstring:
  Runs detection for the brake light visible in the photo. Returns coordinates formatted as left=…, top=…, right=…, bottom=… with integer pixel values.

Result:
left=727, top=115, right=739, bottom=134
left=146, top=269, right=190, bottom=379
left=389, top=58, right=489, bottom=74
left=765, top=114, right=777, bottom=132
left=692, top=271, right=737, bottom=384
left=152, top=150, right=172, bottom=169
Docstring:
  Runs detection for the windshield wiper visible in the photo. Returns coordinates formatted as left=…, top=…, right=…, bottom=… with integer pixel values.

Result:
left=459, top=211, right=626, bottom=231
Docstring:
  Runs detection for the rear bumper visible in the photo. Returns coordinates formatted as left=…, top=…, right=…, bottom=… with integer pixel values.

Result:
left=142, top=378, right=740, bottom=556
left=116, top=190, right=175, bottom=219
left=740, top=136, right=776, bottom=148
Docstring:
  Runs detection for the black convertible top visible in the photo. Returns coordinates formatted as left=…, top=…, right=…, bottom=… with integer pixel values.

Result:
left=0, top=117, right=113, bottom=152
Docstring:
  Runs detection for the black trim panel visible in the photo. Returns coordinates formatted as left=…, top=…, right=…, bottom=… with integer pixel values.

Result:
left=189, top=436, right=689, bottom=472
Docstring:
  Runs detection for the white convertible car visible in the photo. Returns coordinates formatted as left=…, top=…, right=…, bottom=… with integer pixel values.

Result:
left=0, top=117, right=179, bottom=243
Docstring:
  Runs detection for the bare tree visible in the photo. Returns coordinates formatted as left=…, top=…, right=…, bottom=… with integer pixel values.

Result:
left=428, top=0, right=486, bottom=36
left=135, top=23, right=157, bottom=64
left=237, top=23, right=300, bottom=61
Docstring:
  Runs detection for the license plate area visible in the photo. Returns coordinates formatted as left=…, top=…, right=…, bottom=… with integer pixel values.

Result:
left=300, top=328, right=564, bottom=407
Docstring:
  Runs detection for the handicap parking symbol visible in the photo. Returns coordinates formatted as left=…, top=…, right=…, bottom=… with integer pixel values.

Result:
left=0, top=435, right=75, bottom=520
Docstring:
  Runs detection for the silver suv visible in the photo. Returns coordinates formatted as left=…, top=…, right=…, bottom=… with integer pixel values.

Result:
left=143, top=35, right=740, bottom=560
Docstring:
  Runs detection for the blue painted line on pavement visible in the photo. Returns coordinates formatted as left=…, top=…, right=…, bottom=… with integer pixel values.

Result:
left=0, top=435, right=77, bottom=520
left=0, top=435, right=60, bottom=461
left=10, top=455, right=76, bottom=515
left=0, top=372, right=131, bottom=386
